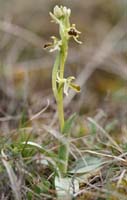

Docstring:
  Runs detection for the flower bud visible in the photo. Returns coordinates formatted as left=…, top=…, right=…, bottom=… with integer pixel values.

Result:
left=53, top=5, right=63, bottom=18
left=67, top=8, right=71, bottom=16
left=62, top=6, right=71, bottom=17
left=53, top=5, right=71, bottom=19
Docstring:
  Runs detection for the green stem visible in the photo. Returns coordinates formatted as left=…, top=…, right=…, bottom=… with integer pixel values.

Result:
left=57, top=88, right=64, bottom=132
left=51, top=16, right=70, bottom=176
left=52, top=52, right=60, bottom=101
left=57, top=41, right=69, bottom=176
left=57, top=47, right=67, bottom=132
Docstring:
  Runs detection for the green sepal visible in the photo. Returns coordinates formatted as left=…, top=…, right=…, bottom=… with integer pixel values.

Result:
left=70, top=83, right=81, bottom=92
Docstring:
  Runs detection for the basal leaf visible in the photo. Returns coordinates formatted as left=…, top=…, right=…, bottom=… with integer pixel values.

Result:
left=70, top=155, right=105, bottom=174
left=55, top=176, right=79, bottom=199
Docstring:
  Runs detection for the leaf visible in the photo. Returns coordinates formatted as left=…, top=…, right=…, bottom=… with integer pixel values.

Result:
left=70, top=155, right=105, bottom=174
left=58, top=114, right=77, bottom=173
left=105, top=119, right=118, bottom=132
left=89, top=122, right=97, bottom=135
left=62, top=113, right=77, bottom=134
left=55, top=176, right=79, bottom=199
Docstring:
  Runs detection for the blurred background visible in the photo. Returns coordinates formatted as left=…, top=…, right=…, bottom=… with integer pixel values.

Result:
left=0, top=0, right=127, bottom=134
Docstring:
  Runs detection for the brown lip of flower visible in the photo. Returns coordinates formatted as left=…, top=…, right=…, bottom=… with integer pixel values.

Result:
left=68, top=28, right=78, bottom=37
left=68, top=24, right=82, bottom=44
left=43, top=37, right=62, bottom=52
left=43, top=43, right=52, bottom=49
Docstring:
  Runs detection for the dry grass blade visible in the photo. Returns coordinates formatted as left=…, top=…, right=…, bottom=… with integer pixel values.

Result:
left=30, top=99, right=49, bottom=121
left=117, top=169, right=126, bottom=188
left=81, top=150, right=127, bottom=163
left=1, top=149, right=21, bottom=200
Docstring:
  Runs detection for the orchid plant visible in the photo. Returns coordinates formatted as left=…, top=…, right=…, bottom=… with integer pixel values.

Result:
left=44, top=6, right=82, bottom=198
left=44, top=5, right=81, bottom=177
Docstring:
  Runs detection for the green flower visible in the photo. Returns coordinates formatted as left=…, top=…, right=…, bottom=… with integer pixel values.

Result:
left=44, top=36, right=62, bottom=52
left=56, top=73, right=80, bottom=96
left=68, top=24, right=82, bottom=44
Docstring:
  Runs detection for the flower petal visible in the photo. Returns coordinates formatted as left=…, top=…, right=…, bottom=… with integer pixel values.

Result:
left=70, top=83, right=81, bottom=92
